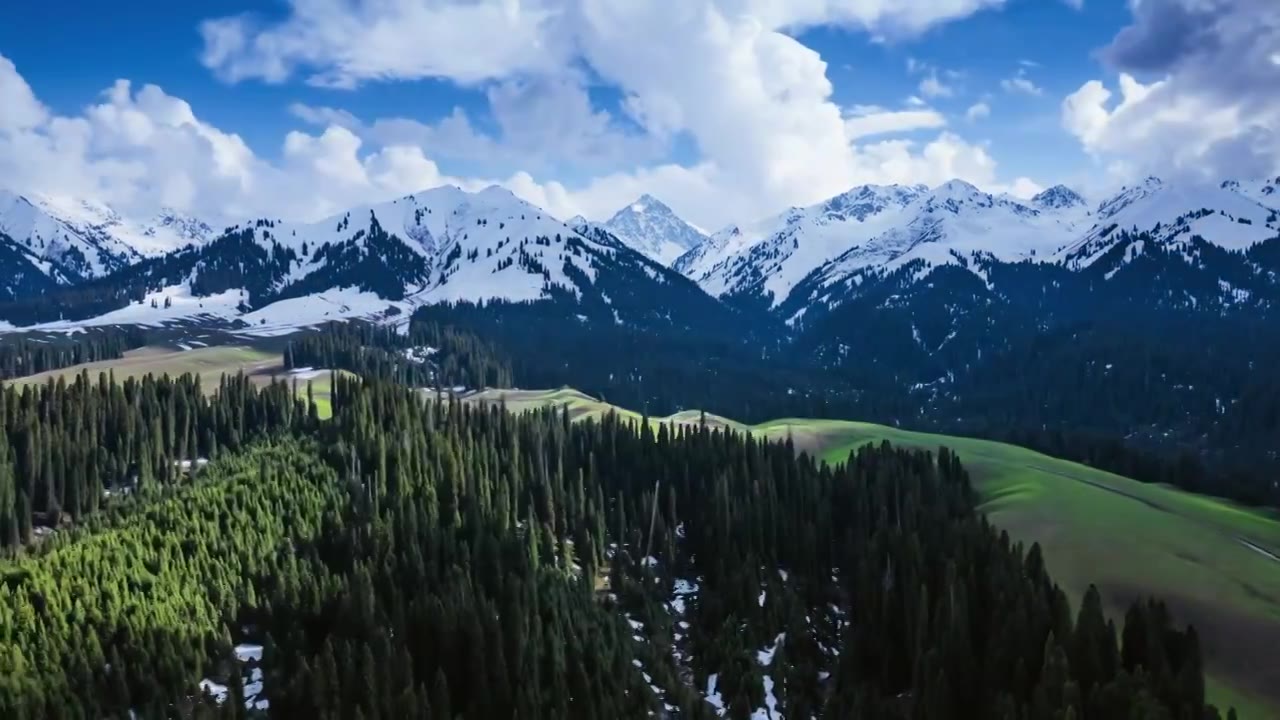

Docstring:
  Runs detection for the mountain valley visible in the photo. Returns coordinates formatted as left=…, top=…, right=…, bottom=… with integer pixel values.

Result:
left=2, top=175, right=1279, bottom=718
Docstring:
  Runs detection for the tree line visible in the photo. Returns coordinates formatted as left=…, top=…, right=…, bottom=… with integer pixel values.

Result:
left=0, top=327, right=145, bottom=381
left=284, top=320, right=512, bottom=391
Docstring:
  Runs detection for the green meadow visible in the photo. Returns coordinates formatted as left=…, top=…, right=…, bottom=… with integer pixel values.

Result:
left=6, top=345, right=280, bottom=391
left=3, top=344, right=348, bottom=419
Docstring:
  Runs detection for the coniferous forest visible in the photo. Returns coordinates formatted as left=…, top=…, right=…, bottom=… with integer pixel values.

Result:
left=0, top=369, right=1222, bottom=719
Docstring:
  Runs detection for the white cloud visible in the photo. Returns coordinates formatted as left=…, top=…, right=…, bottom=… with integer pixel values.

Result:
left=918, top=73, right=954, bottom=98
left=1003, top=176, right=1043, bottom=198
left=196, top=0, right=1019, bottom=219
left=965, top=102, right=991, bottom=121
left=200, top=0, right=1013, bottom=90
left=291, top=75, right=664, bottom=175
left=1001, top=68, right=1043, bottom=96
left=1062, top=73, right=1259, bottom=182
left=0, top=55, right=48, bottom=131
left=1063, top=0, right=1280, bottom=183
left=200, top=3, right=566, bottom=88
left=2, top=0, right=1038, bottom=235
left=844, top=107, right=947, bottom=138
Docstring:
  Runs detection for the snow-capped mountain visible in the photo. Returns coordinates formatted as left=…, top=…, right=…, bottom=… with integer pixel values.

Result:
left=1222, top=177, right=1280, bottom=207
left=680, top=184, right=930, bottom=306
left=3, top=174, right=1279, bottom=333
left=1059, top=177, right=1279, bottom=270
left=1031, top=185, right=1087, bottom=211
left=781, top=180, right=1090, bottom=314
left=681, top=175, right=1280, bottom=314
left=0, top=189, right=218, bottom=282
left=0, top=184, right=734, bottom=331
left=686, top=181, right=1024, bottom=304
left=601, top=194, right=707, bottom=266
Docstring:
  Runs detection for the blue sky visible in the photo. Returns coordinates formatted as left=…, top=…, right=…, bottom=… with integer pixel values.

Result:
left=0, top=0, right=1274, bottom=228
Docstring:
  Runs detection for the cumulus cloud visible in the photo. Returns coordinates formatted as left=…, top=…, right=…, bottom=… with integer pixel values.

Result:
left=0, top=55, right=483, bottom=222
left=965, top=102, right=991, bottom=121
left=290, top=75, right=664, bottom=176
left=4, top=0, right=1040, bottom=234
left=0, top=73, right=261, bottom=218
left=0, top=55, right=47, bottom=131
left=195, top=0, right=1030, bottom=228
left=1063, top=0, right=1280, bottom=182
left=200, top=0, right=1013, bottom=90
left=200, top=2, right=566, bottom=87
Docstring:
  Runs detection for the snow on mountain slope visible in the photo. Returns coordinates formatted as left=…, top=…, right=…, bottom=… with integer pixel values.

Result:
left=25, top=281, right=415, bottom=338
left=1223, top=177, right=1280, bottom=211
left=683, top=184, right=930, bottom=305
left=692, top=175, right=1279, bottom=314
left=790, top=180, right=1088, bottom=309
left=672, top=217, right=774, bottom=279
left=602, top=195, right=708, bottom=266
left=0, top=189, right=218, bottom=281
left=2, top=184, right=650, bottom=331
left=31, top=193, right=219, bottom=256
left=18, top=185, right=621, bottom=331
left=1060, top=178, right=1280, bottom=269
left=1031, top=185, right=1088, bottom=211
left=246, top=183, right=604, bottom=304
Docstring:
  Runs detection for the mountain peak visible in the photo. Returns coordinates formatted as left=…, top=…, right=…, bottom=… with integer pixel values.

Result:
left=933, top=179, right=983, bottom=197
left=478, top=184, right=517, bottom=199
left=818, top=184, right=925, bottom=223
left=1032, top=185, right=1086, bottom=210
left=603, top=195, right=706, bottom=266
left=620, top=193, right=673, bottom=216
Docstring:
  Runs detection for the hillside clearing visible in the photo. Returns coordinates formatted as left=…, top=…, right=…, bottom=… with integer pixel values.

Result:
left=2, top=345, right=349, bottom=419
left=5, top=345, right=280, bottom=390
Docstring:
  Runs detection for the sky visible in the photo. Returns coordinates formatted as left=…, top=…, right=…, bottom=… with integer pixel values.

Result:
left=0, top=0, right=1277, bottom=231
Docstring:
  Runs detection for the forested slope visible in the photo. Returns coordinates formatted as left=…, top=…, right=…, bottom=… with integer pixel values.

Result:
left=0, top=373, right=1221, bottom=718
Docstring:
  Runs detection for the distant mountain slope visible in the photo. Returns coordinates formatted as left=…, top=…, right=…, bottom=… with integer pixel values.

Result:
left=4, top=175, right=1279, bottom=339
left=1059, top=177, right=1279, bottom=270
left=783, top=180, right=1090, bottom=317
left=0, top=185, right=738, bottom=334
left=600, top=194, right=707, bottom=265
left=677, top=176, right=1279, bottom=318
left=681, top=184, right=929, bottom=308
left=0, top=189, right=216, bottom=282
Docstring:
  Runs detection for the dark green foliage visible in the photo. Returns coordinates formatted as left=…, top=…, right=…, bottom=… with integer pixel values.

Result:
left=0, top=327, right=146, bottom=380
left=0, top=374, right=1220, bottom=719
left=0, top=368, right=313, bottom=550
left=284, top=320, right=512, bottom=389
left=415, top=235, right=1280, bottom=508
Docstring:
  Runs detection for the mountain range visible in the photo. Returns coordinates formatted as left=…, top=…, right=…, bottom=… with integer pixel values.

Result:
left=0, top=174, right=1277, bottom=332
left=1, top=173, right=1278, bottom=511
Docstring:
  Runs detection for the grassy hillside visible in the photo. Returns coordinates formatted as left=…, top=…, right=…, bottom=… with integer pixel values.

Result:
left=3, top=345, right=348, bottom=419
left=6, top=345, right=280, bottom=389
left=470, top=389, right=1280, bottom=718
left=3, top=359, right=1274, bottom=714
left=467, top=387, right=746, bottom=430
